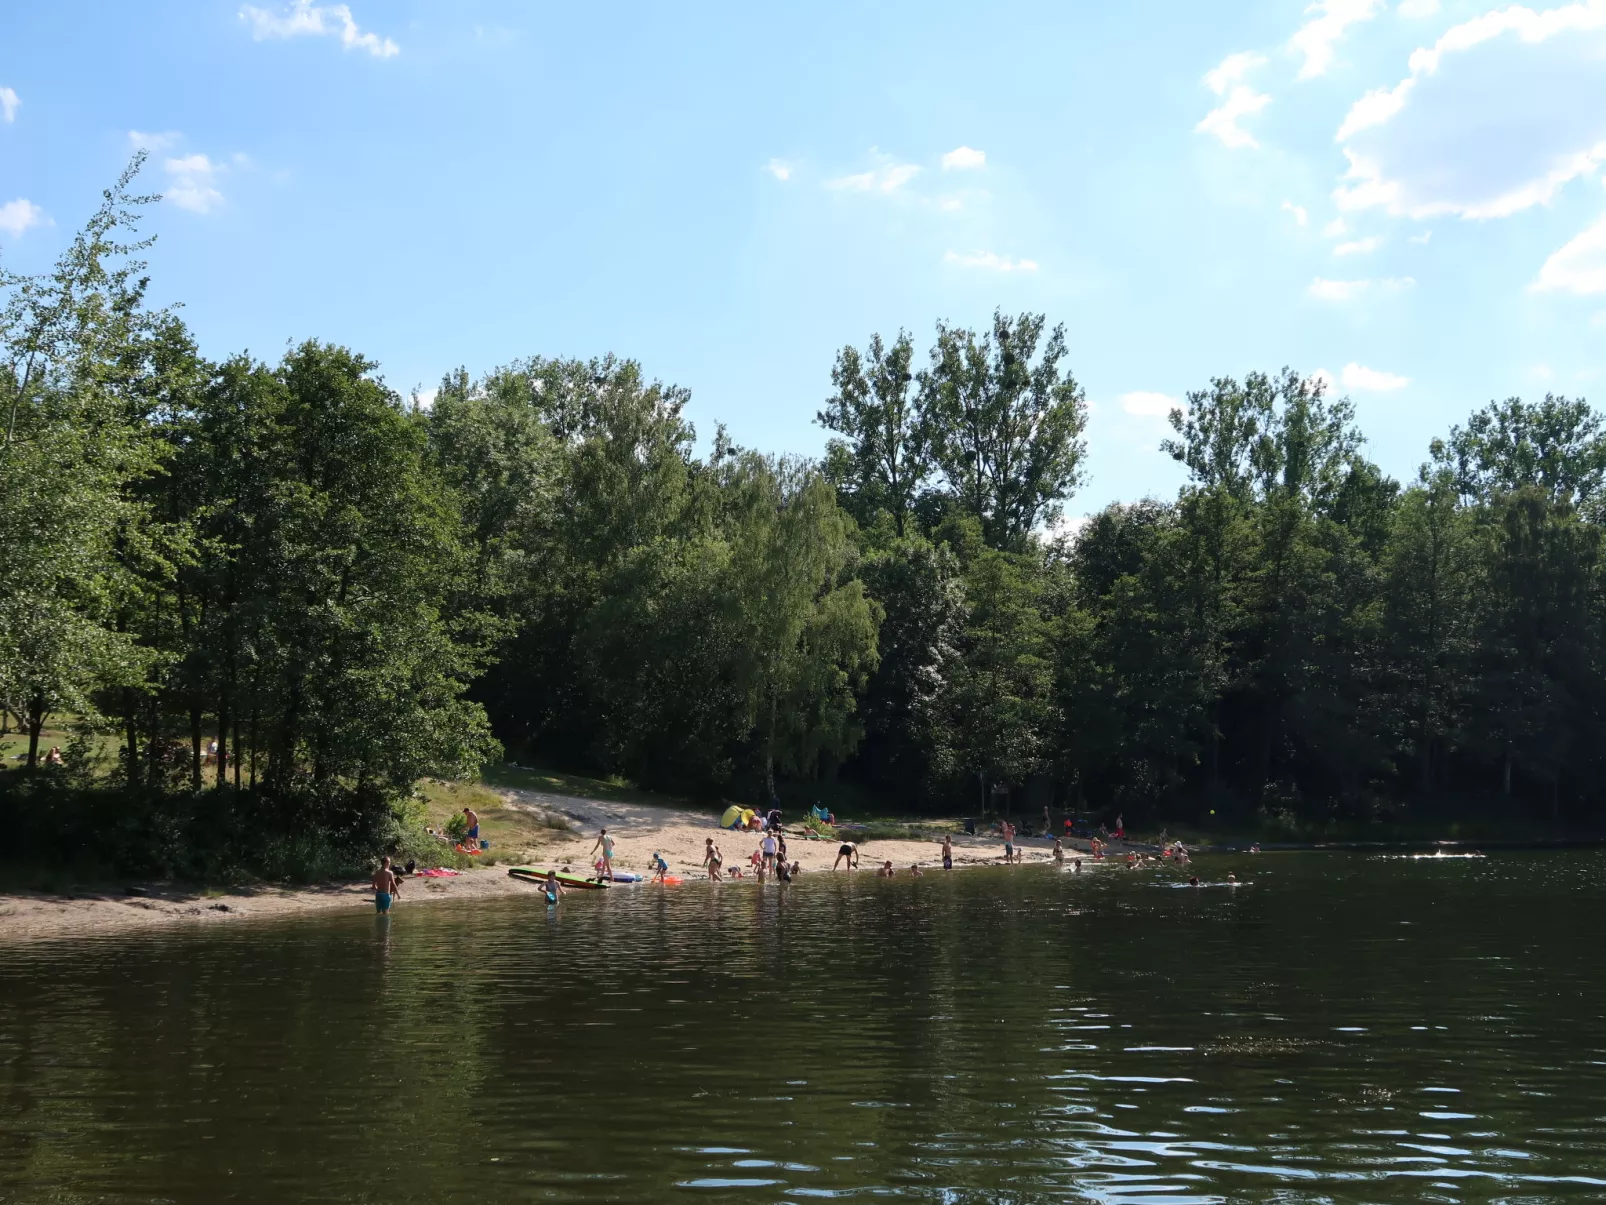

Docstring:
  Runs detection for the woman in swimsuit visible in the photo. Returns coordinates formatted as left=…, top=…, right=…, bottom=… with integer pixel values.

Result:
left=703, top=837, right=724, bottom=881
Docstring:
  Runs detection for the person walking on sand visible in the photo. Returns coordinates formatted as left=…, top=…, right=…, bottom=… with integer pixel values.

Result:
left=372, top=856, right=398, bottom=914
left=834, top=840, right=859, bottom=871
left=703, top=837, right=723, bottom=881
left=941, top=834, right=954, bottom=871
left=590, top=828, right=616, bottom=881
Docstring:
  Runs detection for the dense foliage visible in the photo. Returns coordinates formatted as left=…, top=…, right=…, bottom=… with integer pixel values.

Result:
left=5, top=167, right=1606, bottom=881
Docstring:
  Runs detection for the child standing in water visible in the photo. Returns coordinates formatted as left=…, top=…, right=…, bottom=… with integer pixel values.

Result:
left=941, top=834, right=954, bottom=871
left=372, top=857, right=397, bottom=913
left=1053, top=837, right=1065, bottom=865
left=543, top=869, right=564, bottom=905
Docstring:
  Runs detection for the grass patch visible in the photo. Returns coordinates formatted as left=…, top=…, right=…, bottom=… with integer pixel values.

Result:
left=418, top=776, right=576, bottom=866
left=481, top=759, right=694, bottom=810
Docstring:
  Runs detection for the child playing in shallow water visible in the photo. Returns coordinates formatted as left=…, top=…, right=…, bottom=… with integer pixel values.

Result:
left=877, top=860, right=895, bottom=878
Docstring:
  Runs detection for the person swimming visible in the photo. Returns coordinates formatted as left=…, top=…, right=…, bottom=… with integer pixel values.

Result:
left=877, top=860, right=895, bottom=878
left=909, top=863, right=922, bottom=877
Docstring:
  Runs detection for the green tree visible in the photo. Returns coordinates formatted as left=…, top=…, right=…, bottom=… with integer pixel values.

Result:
left=921, top=311, right=1088, bottom=549
left=818, top=330, right=930, bottom=537
left=0, top=158, right=163, bottom=767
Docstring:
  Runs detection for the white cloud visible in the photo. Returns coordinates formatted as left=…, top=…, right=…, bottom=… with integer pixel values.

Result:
left=944, top=250, right=1039, bottom=272
left=941, top=146, right=985, bottom=170
left=827, top=162, right=920, bottom=193
left=1309, top=367, right=1337, bottom=392
left=1120, top=391, right=1180, bottom=417
left=1334, top=3, right=1606, bottom=220
left=1533, top=210, right=1606, bottom=294
left=238, top=0, right=399, bottom=57
left=0, top=87, right=18, bottom=124
left=1309, top=277, right=1370, bottom=300
left=1592, top=310, right=1606, bottom=327
left=1291, top=0, right=1383, bottom=80
left=1197, top=86, right=1270, bottom=149
left=1308, top=275, right=1415, bottom=299
left=1283, top=200, right=1309, bottom=225
left=128, top=129, right=182, bottom=152
left=0, top=199, right=46, bottom=238
left=1322, top=217, right=1349, bottom=237
left=1399, top=0, right=1440, bottom=15
left=765, top=158, right=792, bottom=181
left=1409, top=229, right=1433, bottom=243
left=164, top=154, right=225, bottom=214
left=1342, top=361, right=1410, bottom=390
left=1204, top=51, right=1267, bottom=95
left=1334, top=234, right=1384, bottom=255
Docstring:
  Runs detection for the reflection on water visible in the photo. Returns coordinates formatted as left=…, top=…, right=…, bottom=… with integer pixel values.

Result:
left=3, top=852, right=1605, bottom=1202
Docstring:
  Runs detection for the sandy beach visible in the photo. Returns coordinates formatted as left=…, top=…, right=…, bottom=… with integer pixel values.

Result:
left=0, top=786, right=1084, bottom=941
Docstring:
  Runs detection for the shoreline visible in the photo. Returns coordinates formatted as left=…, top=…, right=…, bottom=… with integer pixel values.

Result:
left=0, top=788, right=1105, bottom=942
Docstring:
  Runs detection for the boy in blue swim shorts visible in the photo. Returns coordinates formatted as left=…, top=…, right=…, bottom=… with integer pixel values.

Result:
left=373, top=856, right=398, bottom=913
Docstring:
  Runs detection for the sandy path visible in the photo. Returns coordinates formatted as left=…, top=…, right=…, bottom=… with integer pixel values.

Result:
left=0, top=789, right=1103, bottom=941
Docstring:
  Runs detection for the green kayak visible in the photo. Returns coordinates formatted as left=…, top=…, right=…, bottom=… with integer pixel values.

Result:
left=508, top=867, right=608, bottom=890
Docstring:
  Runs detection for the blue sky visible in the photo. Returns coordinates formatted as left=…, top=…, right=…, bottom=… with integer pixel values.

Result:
left=4, top=0, right=1606, bottom=521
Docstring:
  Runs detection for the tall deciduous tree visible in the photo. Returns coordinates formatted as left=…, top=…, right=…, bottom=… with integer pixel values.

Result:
left=922, top=311, right=1088, bottom=550
left=818, top=331, right=930, bottom=537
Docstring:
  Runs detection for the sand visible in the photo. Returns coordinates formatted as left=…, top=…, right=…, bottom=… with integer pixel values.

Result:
left=0, top=787, right=1088, bottom=942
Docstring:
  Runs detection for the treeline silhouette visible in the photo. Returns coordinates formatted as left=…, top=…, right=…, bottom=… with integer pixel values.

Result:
left=4, top=165, right=1603, bottom=876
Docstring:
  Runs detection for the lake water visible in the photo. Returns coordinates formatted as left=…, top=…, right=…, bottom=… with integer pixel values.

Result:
left=3, top=851, right=1605, bottom=1203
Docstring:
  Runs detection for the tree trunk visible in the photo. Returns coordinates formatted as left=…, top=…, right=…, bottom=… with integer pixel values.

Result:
left=190, top=705, right=203, bottom=792
left=124, top=687, right=139, bottom=788
left=764, top=686, right=777, bottom=802
left=146, top=696, right=161, bottom=789
left=1502, top=748, right=1512, bottom=799
left=233, top=711, right=242, bottom=791
left=25, top=695, right=44, bottom=770
left=216, top=691, right=230, bottom=789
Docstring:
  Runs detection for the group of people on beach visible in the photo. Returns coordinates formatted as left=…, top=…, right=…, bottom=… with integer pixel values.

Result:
left=703, top=820, right=803, bottom=883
